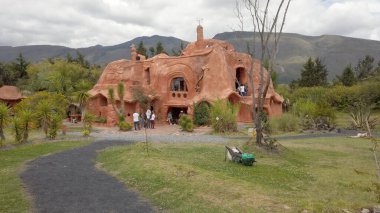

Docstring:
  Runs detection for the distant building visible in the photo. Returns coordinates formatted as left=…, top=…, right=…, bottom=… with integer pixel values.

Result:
left=88, top=25, right=283, bottom=126
left=0, top=85, right=24, bottom=107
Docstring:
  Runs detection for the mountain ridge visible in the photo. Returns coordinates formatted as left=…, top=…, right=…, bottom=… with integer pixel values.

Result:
left=1, top=32, right=380, bottom=83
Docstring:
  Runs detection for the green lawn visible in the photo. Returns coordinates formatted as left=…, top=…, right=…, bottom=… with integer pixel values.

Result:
left=0, top=140, right=93, bottom=212
left=97, top=137, right=380, bottom=212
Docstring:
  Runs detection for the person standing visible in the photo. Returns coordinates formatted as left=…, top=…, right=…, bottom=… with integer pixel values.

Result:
left=150, top=111, right=156, bottom=129
left=146, top=108, right=151, bottom=128
left=132, top=112, right=140, bottom=130
left=167, top=111, right=173, bottom=125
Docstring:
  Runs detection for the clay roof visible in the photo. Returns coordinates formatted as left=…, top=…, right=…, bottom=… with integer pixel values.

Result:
left=0, top=86, right=23, bottom=100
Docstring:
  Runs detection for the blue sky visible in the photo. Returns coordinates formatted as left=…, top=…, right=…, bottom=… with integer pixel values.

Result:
left=0, top=0, right=379, bottom=47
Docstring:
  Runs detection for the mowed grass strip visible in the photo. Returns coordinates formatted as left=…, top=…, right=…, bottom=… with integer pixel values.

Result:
left=0, top=140, right=93, bottom=213
left=97, top=137, right=379, bottom=213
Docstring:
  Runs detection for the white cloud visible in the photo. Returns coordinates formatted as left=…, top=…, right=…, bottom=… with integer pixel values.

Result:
left=0, top=0, right=379, bottom=48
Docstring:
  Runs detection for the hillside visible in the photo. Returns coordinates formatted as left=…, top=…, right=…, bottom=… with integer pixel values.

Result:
left=1, top=32, right=380, bottom=83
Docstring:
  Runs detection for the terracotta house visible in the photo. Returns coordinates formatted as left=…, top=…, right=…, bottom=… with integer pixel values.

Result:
left=88, top=25, right=283, bottom=126
left=0, top=85, right=24, bottom=107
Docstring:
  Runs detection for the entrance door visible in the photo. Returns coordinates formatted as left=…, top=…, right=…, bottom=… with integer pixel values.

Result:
left=168, top=107, right=188, bottom=124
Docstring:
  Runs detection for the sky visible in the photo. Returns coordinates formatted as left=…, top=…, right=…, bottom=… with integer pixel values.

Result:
left=0, top=0, right=379, bottom=48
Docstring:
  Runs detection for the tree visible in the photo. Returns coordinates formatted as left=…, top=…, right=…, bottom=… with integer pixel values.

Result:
left=12, top=53, right=29, bottom=79
left=235, top=0, right=292, bottom=144
left=75, top=91, right=90, bottom=121
left=0, top=102, right=10, bottom=141
left=137, top=41, right=148, bottom=58
left=298, top=57, right=328, bottom=87
left=172, top=41, right=185, bottom=56
left=355, top=55, right=375, bottom=80
left=18, top=109, right=34, bottom=143
left=155, top=41, right=165, bottom=54
left=149, top=47, right=155, bottom=57
left=108, top=81, right=126, bottom=123
left=336, top=65, right=356, bottom=86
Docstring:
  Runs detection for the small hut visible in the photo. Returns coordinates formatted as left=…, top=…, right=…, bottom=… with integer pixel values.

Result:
left=0, top=85, right=24, bottom=107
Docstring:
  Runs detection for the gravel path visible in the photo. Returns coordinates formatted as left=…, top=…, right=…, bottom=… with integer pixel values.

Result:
left=21, top=140, right=155, bottom=213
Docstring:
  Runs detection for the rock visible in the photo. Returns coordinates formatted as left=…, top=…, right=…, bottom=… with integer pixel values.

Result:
left=283, top=205, right=291, bottom=210
left=361, top=208, right=370, bottom=213
left=342, top=209, right=351, bottom=213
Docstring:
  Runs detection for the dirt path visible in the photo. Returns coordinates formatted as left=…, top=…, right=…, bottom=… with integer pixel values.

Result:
left=21, top=140, right=154, bottom=213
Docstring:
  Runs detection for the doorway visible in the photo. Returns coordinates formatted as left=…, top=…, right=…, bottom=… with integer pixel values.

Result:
left=167, top=106, right=188, bottom=124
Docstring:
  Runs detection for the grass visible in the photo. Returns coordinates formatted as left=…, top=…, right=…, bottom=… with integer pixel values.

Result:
left=97, top=137, right=380, bottom=212
left=0, top=139, right=93, bottom=212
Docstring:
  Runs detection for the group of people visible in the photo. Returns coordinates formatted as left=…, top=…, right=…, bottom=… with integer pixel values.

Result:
left=166, top=110, right=184, bottom=125
left=132, top=109, right=156, bottom=131
left=238, top=84, right=248, bottom=96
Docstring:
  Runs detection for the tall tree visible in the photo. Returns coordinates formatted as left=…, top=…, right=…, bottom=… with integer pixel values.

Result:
left=12, top=53, right=29, bottom=79
left=137, top=41, right=148, bottom=58
left=155, top=41, right=165, bottom=54
left=235, top=0, right=292, bottom=144
left=298, top=57, right=328, bottom=87
left=149, top=47, right=155, bottom=57
left=336, top=64, right=356, bottom=86
left=355, top=55, right=375, bottom=80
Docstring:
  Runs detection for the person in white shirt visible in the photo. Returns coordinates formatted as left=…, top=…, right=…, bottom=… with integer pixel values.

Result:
left=150, top=111, right=156, bottom=129
left=132, top=112, right=140, bottom=130
left=146, top=109, right=151, bottom=128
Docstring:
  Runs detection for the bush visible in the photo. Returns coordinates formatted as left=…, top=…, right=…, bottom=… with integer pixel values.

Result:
left=270, top=113, right=299, bottom=133
left=82, top=129, right=90, bottom=137
left=119, top=121, right=132, bottom=131
left=193, top=101, right=210, bottom=126
left=179, top=115, right=194, bottom=132
left=210, top=99, right=239, bottom=133
left=95, top=116, right=107, bottom=123
left=293, top=99, right=336, bottom=130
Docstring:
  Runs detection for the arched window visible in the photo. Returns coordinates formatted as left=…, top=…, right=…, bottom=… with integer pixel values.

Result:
left=171, top=77, right=187, bottom=91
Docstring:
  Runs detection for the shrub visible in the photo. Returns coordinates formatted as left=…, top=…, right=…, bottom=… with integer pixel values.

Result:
left=119, top=121, right=132, bottom=131
left=82, top=129, right=90, bottom=137
left=83, top=113, right=96, bottom=131
left=95, top=116, right=107, bottom=123
left=210, top=99, right=239, bottom=133
left=48, top=115, right=62, bottom=139
left=193, top=101, right=210, bottom=126
left=179, top=115, right=194, bottom=132
left=270, top=113, right=299, bottom=133
left=293, top=99, right=336, bottom=130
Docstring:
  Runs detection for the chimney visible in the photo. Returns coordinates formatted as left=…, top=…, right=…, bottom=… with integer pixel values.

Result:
left=197, top=25, right=204, bottom=41
left=130, top=44, right=137, bottom=61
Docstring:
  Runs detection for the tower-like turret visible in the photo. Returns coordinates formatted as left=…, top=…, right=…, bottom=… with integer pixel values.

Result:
left=197, top=25, right=204, bottom=41
left=130, top=44, right=137, bottom=61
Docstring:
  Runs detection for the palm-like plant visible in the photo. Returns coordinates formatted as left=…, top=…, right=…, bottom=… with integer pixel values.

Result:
left=19, top=109, right=34, bottom=143
left=108, top=81, right=126, bottom=122
left=36, top=100, right=52, bottom=137
left=75, top=91, right=90, bottom=121
left=0, top=102, right=10, bottom=142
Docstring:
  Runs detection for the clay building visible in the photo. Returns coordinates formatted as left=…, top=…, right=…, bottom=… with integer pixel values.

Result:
left=88, top=25, right=283, bottom=126
left=0, top=85, right=24, bottom=107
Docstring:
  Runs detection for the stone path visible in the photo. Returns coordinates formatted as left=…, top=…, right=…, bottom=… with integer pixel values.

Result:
left=21, top=140, right=155, bottom=213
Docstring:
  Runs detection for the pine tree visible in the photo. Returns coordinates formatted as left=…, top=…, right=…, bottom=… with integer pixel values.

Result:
left=149, top=47, right=155, bottom=57
left=13, top=53, right=29, bottom=79
left=355, top=55, right=375, bottom=80
left=137, top=41, right=147, bottom=58
left=314, top=57, right=328, bottom=86
left=337, top=65, right=356, bottom=86
left=298, top=57, right=328, bottom=87
left=155, top=41, right=165, bottom=54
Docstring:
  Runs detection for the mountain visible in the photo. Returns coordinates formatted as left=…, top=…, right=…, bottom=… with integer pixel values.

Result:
left=0, top=35, right=186, bottom=67
left=1, top=32, right=380, bottom=83
left=213, top=32, right=380, bottom=83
